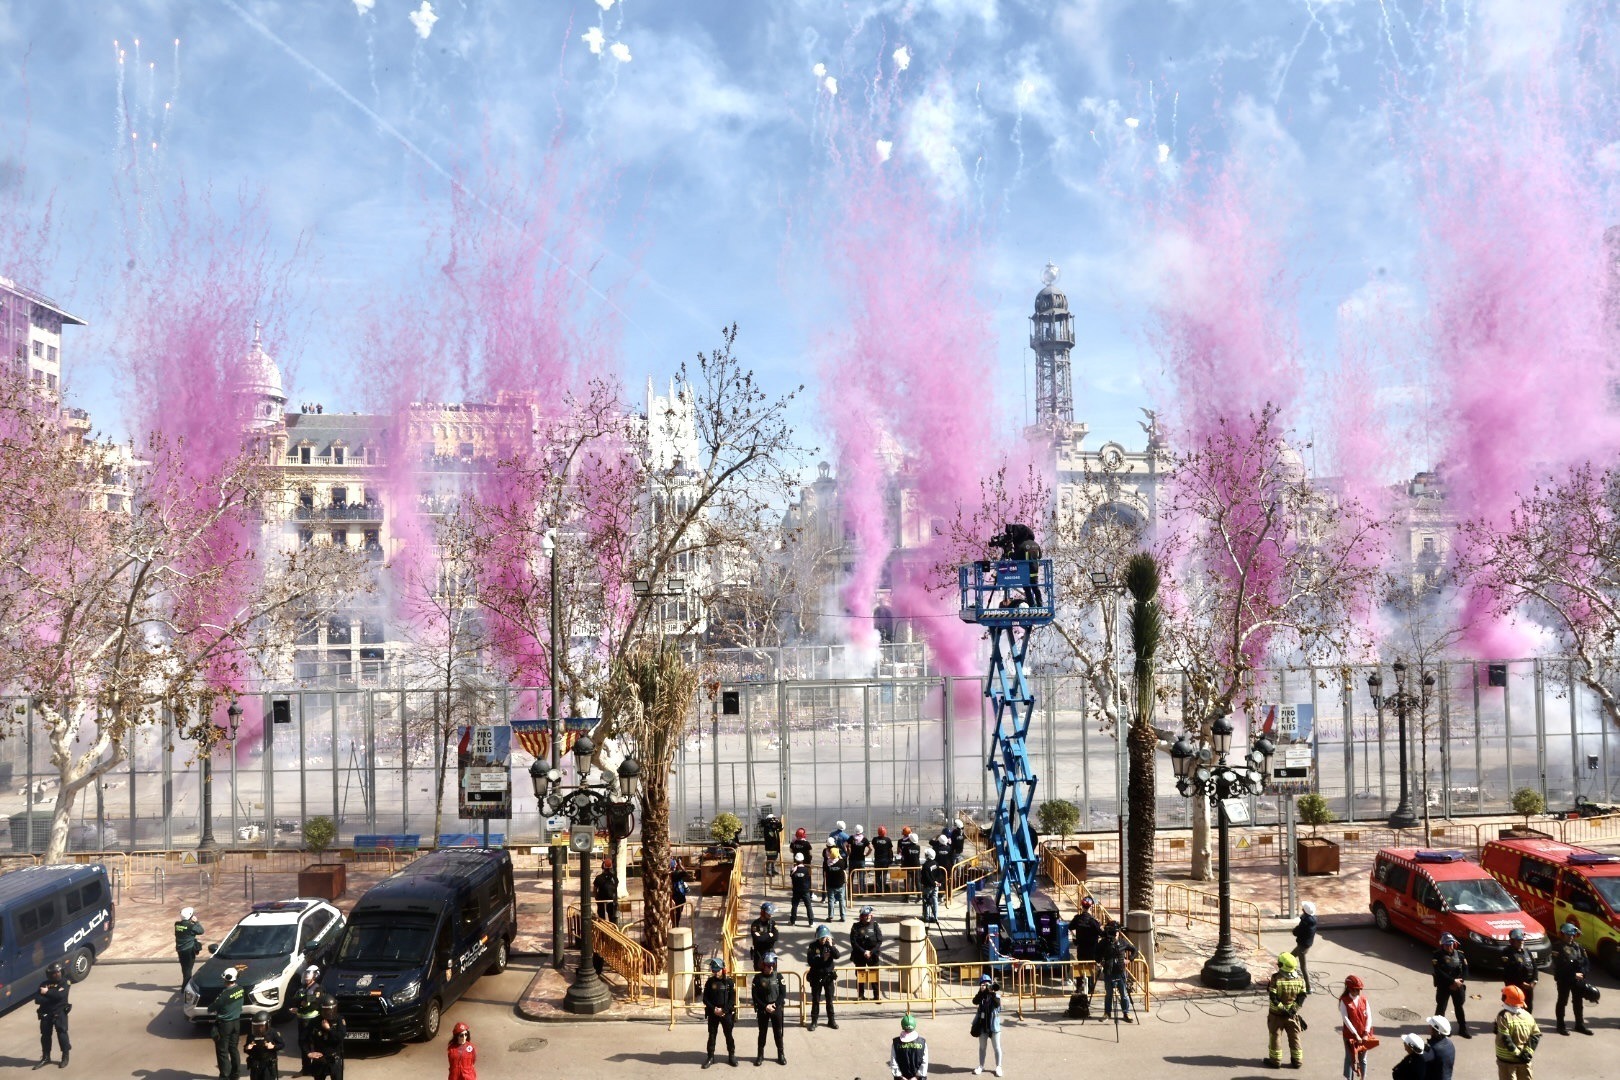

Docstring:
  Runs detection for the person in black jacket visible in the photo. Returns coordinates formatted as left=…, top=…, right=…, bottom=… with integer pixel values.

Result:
left=243, top=1011, right=284, bottom=1080
left=1500, top=929, right=1538, bottom=1013
left=308, top=995, right=346, bottom=1080
left=175, top=906, right=205, bottom=990
left=789, top=827, right=813, bottom=868
left=872, top=826, right=895, bottom=894
left=948, top=819, right=966, bottom=864
left=1070, top=897, right=1102, bottom=966
left=701, top=958, right=738, bottom=1068
left=1393, top=1033, right=1428, bottom=1080
left=806, top=925, right=840, bottom=1031
left=760, top=814, right=784, bottom=880
left=749, top=904, right=779, bottom=971
left=1430, top=934, right=1470, bottom=1038
left=1291, top=901, right=1317, bottom=993
left=920, top=850, right=946, bottom=924
left=852, top=906, right=885, bottom=1000
left=594, top=859, right=619, bottom=924
left=673, top=859, right=692, bottom=927
left=35, top=962, right=70, bottom=1070
left=1552, top=921, right=1593, bottom=1035
left=898, top=827, right=922, bottom=868
left=1422, top=1015, right=1455, bottom=1080
left=789, top=853, right=814, bottom=926
left=751, top=954, right=787, bottom=1066
left=848, top=826, right=872, bottom=872
left=823, top=843, right=848, bottom=922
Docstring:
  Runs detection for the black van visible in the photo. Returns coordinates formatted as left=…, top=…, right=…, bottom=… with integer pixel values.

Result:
left=324, top=848, right=515, bottom=1042
left=0, top=864, right=115, bottom=1010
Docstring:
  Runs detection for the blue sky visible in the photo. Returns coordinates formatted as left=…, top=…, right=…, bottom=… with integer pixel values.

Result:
left=0, top=0, right=1606, bottom=474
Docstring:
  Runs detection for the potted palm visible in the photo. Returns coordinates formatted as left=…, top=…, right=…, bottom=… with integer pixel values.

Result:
left=1037, top=799, right=1086, bottom=878
left=1295, top=795, right=1341, bottom=875
left=297, top=816, right=347, bottom=899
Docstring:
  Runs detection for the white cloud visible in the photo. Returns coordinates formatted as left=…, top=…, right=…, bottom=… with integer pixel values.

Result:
left=352, top=0, right=375, bottom=13
left=583, top=26, right=606, bottom=55
left=609, top=41, right=632, bottom=63
left=408, top=1, right=438, bottom=39
left=813, top=62, right=827, bottom=78
left=1123, top=116, right=1138, bottom=127
left=892, top=46, right=911, bottom=72
left=1157, top=143, right=1170, bottom=164
left=1477, top=0, right=1570, bottom=72
left=875, top=139, right=893, bottom=161
left=823, top=76, right=838, bottom=95
left=595, top=0, right=617, bottom=9
left=905, top=82, right=969, bottom=203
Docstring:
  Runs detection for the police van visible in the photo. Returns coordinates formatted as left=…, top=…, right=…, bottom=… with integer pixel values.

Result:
left=324, top=848, right=515, bottom=1042
left=0, top=863, right=115, bottom=1008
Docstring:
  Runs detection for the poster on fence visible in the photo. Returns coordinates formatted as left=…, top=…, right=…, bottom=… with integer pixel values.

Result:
left=458, top=724, right=512, bottom=820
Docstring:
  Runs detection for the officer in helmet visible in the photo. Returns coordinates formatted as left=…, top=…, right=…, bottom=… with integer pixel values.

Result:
left=749, top=903, right=780, bottom=971
left=751, top=953, right=787, bottom=1066
left=175, top=905, right=205, bottom=989
left=291, top=964, right=323, bottom=1075
left=806, top=925, right=840, bottom=1031
left=1501, top=927, right=1539, bottom=1013
left=34, top=961, right=70, bottom=1070
left=701, top=957, right=738, bottom=1068
left=308, top=994, right=346, bottom=1080
left=760, top=812, right=784, bottom=879
left=852, top=906, right=885, bottom=1000
left=213, top=967, right=247, bottom=1080
left=1553, top=920, right=1593, bottom=1035
left=1431, top=932, right=1470, bottom=1038
left=243, top=1011, right=284, bottom=1080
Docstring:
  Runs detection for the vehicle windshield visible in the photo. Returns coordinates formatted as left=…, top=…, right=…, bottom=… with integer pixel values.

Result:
left=1590, top=877, right=1620, bottom=911
left=335, top=917, right=436, bottom=968
left=217, top=922, right=297, bottom=959
left=1435, top=878, right=1520, bottom=914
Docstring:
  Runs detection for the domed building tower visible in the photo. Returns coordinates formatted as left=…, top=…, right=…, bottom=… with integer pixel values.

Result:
left=236, top=321, right=289, bottom=462
left=1030, top=262, right=1075, bottom=431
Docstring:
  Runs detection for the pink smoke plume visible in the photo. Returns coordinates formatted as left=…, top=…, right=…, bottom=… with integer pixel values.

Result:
left=1416, top=81, right=1620, bottom=655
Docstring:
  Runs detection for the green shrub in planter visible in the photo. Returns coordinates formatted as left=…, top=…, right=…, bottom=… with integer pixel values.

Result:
left=1511, top=788, right=1546, bottom=829
left=1296, top=794, right=1335, bottom=837
left=1036, top=799, right=1081, bottom=842
left=303, top=815, right=337, bottom=854
left=709, top=812, right=743, bottom=846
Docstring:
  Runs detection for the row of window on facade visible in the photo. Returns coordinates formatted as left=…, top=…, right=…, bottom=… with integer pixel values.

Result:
left=298, top=485, right=380, bottom=509
left=293, top=648, right=387, bottom=682
left=288, top=444, right=377, bottom=466
left=298, top=615, right=389, bottom=646
left=296, top=527, right=384, bottom=554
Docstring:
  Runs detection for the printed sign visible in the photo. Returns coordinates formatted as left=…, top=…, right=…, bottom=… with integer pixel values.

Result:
left=458, top=724, right=512, bottom=820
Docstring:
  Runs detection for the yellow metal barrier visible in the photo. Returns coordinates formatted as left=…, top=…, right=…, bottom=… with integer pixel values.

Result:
left=1010, top=957, right=1150, bottom=1015
left=592, top=918, right=660, bottom=1003
left=849, top=865, right=922, bottom=899
left=1159, top=882, right=1262, bottom=950
left=674, top=971, right=810, bottom=1030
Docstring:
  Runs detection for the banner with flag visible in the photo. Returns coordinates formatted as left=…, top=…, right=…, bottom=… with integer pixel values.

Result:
left=511, top=717, right=597, bottom=763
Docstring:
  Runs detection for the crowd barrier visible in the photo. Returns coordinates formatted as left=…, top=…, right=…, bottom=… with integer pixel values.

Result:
left=1158, top=882, right=1263, bottom=951
left=592, top=918, right=660, bottom=1003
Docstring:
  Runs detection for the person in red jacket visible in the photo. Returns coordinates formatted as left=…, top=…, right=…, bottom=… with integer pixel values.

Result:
left=447, top=1021, right=477, bottom=1080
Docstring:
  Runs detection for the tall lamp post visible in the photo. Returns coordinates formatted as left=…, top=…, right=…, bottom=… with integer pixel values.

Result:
left=1367, top=662, right=1433, bottom=830
left=183, top=698, right=243, bottom=861
left=530, top=735, right=641, bottom=1015
left=1171, top=711, right=1275, bottom=990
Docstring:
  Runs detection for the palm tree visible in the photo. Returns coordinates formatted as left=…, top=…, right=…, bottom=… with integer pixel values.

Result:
left=1126, top=552, right=1161, bottom=912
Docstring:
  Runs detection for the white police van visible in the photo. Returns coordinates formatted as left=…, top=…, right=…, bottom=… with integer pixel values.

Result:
left=0, top=863, right=114, bottom=1008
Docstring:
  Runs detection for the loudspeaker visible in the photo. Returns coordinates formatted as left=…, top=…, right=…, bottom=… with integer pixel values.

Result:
left=1486, top=664, right=1508, bottom=688
left=271, top=699, right=292, bottom=724
left=722, top=690, right=740, bottom=715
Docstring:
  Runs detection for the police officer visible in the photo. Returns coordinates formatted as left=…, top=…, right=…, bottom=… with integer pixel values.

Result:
left=214, top=967, right=247, bottom=1080
left=1431, top=932, right=1470, bottom=1038
left=806, top=925, right=840, bottom=1031
left=701, top=957, right=738, bottom=1068
left=789, top=827, right=813, bottom=867
left=34, top=961, right=70, bottom=1070
left=1070, top=897, right=1102, bottom=967
left=920, top=849, right=946, bottom=925
left=1552, top=921, right=1592, bottom=1036
left=749, top=903, right=779, bottom=971
left=751, top=953, right=787, bottom=1066
left=788, top=853, right=813, bottom=925
left=291, top=964, right=323, bottom=1075
left=823, top=841, right=848, bottom=922
left=243, top=1011, right=284, bottom=1080
left=760, top=814, right=784, bottom=879
left=175, top=905, right=205, bottom=989
left=852, top=905, right=884, bottom=1000
left=1501, top=928, right=1539, bottom=1014
left=872, top=826, right=895, bottom=894
left=308, top=994, right=346, bottom=1080
left=1265, top=952, right=1307, bottom=1069
left=593, top=859, right=619, bottom=925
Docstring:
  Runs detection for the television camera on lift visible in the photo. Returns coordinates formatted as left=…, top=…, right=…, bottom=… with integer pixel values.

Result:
left=956, top=525, right=1070, bottom=963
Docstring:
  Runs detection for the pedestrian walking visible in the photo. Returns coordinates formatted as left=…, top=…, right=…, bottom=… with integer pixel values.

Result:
left=852, top=906, right=885, bottom=1000
left=1102, top=923, right=1137, bottom=1022
left=446, top=1021, right=476, bottom=1080
left=972, top=974, right=1003, bottom=1076
left=308, top=995, right=346, bottom=1080
left=702, top=958, right=738, bottom=1068
left=1423, top=1016, right=1454, bottom=1080
left=594, top=859, right=619, bottom=925
left=1501, top=929, right=1538, bottom=1014
left=749, top=903, right=780, bottom=971
left=1265, top=952, right=1307, bottom=1069
left=1339, top=974, right=1374, bottom=1080
left=889, top=1014, right=929, bottom=1080
left=790, top=827, right=813, bottom=867
left=1494, top=985, right=1540, bottom=1080
left=823, top=842, right=848, bottom=922
left=751, top=953, right=787, bottom=1066
left=1292, top=901, right=1317, bottom=993
left=291, top=965, right=322, bottom=1076
left=1069, top=897, right=1101, bottom=967
left=789, top=853, right=814, bottom=925
left=673, top=858, right=692, bottom=927
left=872, top=826, right=895, bottom=894
left=806, top=925, right=840, bottom=1030
left=920, top=850, right=945, bottom=924
left=243, top=1012, right=283, bottom=1080
left=213, top=967, right=247, bottom=1080
left=34, top=962, right=70, bottom=1070
left=175, top=905, right=205, bottom=990
left=1552, top=921, right=1592, bottom=1036
left=849, top=826, right=871, bottom=872
left=1393, top=1034, right=1427, bottom=1080
left=1431, top=934, right=1471, bottom=1037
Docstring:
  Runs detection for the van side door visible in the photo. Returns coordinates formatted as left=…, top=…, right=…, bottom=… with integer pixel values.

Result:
left=449, top=892, right=486, bottom=995
left=1559, top=871, right=1607, bottom=947
left=1380, top=861, right=1415, bottom=932
left=1518, top=856, right=1559, bottom=929
left=1412, top=874, right=1445, bottom=940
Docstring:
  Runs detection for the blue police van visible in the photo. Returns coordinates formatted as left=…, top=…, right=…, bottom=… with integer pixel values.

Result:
left=0, top=864, right=115, bottom=1009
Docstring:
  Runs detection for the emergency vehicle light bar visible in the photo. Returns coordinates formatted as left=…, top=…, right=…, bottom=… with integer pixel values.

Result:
left=1567, top=852, right=1620, bottom=866
left=1413, top=849, right=1468, bottom=863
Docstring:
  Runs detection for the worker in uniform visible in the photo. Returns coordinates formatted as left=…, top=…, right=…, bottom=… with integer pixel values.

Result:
left=829, top=820, right=851, bottom=857
left=823, top=841, right=848, bottom=922
left=242, top=1011, right=284, bottom=1080
left=789, top=827, right=813, bottom=867
left=1070, top=897, right=1102, bottom=968
left=291, top=965, right=323, bottom=1075
left=1424, top=1015, right=1455, bottom=1080
left=806, top=925, right=840, bottom=1031
left=593, top=859, right=619, bottom=925
left=749, top=903, right=779, bottom=972
left=213, top=967, right=247, bottom=1080
left=1552, top=921, right=1592, bottom=1036
left=930, top=830, right=953, bottom=872
left=848, top=825, right=872, bottom=880
left=702, top=958, right=738, bottom=1068
left=948, top=819, right=966, bottom=866
left=34, top=961, right=70, bottom=1070
left=920, top=849, right=946, bottom=925
left=751, top=953, right=787, bottom=1067
left=872, top=826, right=895, bottom=894
left=175, top=905, right=205, bottom=990
left=898, top=826, right=921, bottom=897
left=789, top=853, right=814, bottom=926
left=446, top=1021, right=477, bottom=1080
left=1494, top=985, right=1540, bottom=1080
left=852, top=905, right=885, bottom=1000
left=760, top=814, right=784, bottom=880
left=308, top=994, right=346, bottom=1080
left=888, top=1014, right=929, bottom=1080
left=1501, top=928, right=1538, bottom=1014
left=1431, top=932, right=1471, bottom=1038
left=1265, top=952, right=1307, bottom=1069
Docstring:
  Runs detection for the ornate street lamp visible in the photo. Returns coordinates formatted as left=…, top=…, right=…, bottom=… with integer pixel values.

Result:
left=1172, top=708, right=1275, bottom=990
left=1368, top=662, right=1434, bottom=830
left=183, top=698, right=244, bottom=861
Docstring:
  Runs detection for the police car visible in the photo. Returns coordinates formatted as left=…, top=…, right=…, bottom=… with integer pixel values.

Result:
left=183, top=899, right=345, bottom=1022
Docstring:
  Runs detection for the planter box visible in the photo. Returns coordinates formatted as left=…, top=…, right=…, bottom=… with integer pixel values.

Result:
left=698, top=857, right=735, bottom=897
left=1052, top=847, right=1088, bottom=880
left=1296, top=837, right=1340, bottom=876
left=298, top=862, right=347, bottom=901
left=1498, top=827, right=1554, bottom=841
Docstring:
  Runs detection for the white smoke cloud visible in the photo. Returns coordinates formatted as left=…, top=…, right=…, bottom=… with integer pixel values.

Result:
left=408, top=1, right=438, bottom=39
left=892, top=46, right=911, bottom=71
left=823, top=75, right=838, bottom=95
left=583, top=26, right=606, bottom=54
left=906, top=83, right=970, bottom=202
left=609, top=41, right=632, bottom=63
left=813, top=62, right=827, bottom=78
left=1124, top=116, right=1139, bottom=128
left=1157, top=143, right=1171, bottom=164
left=595, top=0, right=617, bottom=9
left=352, top=0, right=375, bottom=13
left=876, top=139, right=893, bottom=161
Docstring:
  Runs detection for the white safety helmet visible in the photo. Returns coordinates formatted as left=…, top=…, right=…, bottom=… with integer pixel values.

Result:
left=923, top=848, right=935, bottom=861
left=303, top=964, right=320, bottom=982
left=794, top=853, right=805, bottom=863
left=854, top=825, right=865, bottom=835
left=836, top=820, right=847, bottom=831
left=222, top=969, right=238, bottom=983
left=181, top=906, right=195, bottom=920
left=1300, top=901, right=1316, bottom=916
left=953, top=818, right=962, bottom=829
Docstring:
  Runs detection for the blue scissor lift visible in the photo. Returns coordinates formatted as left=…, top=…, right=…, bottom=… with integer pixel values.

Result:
left=958, top=558, right=1068, bottom=961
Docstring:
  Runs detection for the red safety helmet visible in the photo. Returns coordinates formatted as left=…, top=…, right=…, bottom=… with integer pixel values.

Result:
left=1343, top=975, right=1363, bottom=991
left=452, top=1022, right=471, bottom=1037
left=795, top=827, right=807, bottom=840
left=902, top=826, right=913, bottom=836
left=877, top=826, right=888, bottom=838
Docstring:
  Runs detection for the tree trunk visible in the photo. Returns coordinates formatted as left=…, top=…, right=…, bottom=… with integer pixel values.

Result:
left=639, top=766, right=673, bottom=965
left=433, top=695, right=451, bottom=845
left=1190, top=794, right=1212, bottom=881
left=1127, top=718, right=1157, bottom=911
